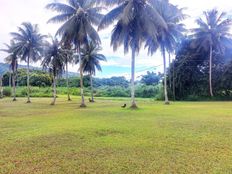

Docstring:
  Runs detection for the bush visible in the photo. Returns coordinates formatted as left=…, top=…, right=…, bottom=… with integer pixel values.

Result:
left=3, top=87, right=11, bottom=97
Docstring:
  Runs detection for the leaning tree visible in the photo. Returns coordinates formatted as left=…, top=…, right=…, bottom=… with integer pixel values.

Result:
left=46, top=0, right=103, bottom=107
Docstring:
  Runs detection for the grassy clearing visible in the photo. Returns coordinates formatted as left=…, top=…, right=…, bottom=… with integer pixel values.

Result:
left=0, top=97, right=232, bottom=173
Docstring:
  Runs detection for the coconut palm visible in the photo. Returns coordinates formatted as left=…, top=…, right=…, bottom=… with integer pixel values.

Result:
left=10, top=22, right=45, bottom=103
left=98, top=0, right=167, bottom=108
left=1, top=40, right=19, bottom=101
left=46, top=0, right=103, bottom=107
left=147, top=0, right=186, bottom=104
left=61, top=41, right=74, bottom=101
left=42, top=38, right=65, bottom=105
left=79, top=41, right=106, bottom=102
left=191, top=9, right=232, bottom=97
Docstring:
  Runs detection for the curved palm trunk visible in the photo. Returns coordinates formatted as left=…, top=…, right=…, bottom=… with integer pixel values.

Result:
left=162, top=47, right=170, bottom=105
left=130, top=47, right=138, bottom=109
left=0, top=76, right=3, bottom=99
left=12, top=66, right=17, bottom=101
left=90, top=74, right=94, bottom=102
left=209, top=44, right=214, bottom=97
left=66, top=63, right=71, bottom=101
left=51, top=75, right=57, bottom=105
left=78, top=45, right=86, bottom=108
left=26, top=56, right=31, bottom=103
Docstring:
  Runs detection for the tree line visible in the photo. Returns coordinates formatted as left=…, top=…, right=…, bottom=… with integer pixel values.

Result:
left=0, top=0, right=232, bottom=108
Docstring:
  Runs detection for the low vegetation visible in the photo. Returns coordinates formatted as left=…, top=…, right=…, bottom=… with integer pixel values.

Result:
left=0, top=97, right=232, bottom=173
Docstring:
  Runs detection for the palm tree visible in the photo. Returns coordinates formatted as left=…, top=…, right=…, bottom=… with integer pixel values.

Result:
left=98, top=0, right=167, bottom=108
left=80, top=41, right=106, bottom=102
left=191, top=9, right=232, bottom=97
left=46, top=0, right=103, bottom=107
left=1, top=40, right=19, bottom=101
left=42, top=38, right=65, bottom=105
left=147, top=0, right=186, bottom=104
left=62, top=41, right=73, bottom=101
left=10, top=22, right=45, bottom=103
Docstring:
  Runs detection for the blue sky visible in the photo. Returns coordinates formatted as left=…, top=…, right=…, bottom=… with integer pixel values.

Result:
left=0, top=0, right=231, bottom=79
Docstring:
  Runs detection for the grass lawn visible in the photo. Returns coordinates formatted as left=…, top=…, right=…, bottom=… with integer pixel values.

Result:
left=0, top=97, right=232, bottom=173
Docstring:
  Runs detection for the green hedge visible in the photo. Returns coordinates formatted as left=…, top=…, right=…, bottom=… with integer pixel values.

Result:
left=2, top=85, right=163, bottom=99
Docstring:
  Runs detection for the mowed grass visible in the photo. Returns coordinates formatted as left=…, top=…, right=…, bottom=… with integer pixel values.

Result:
left=0, top=97, right=232, bottom=174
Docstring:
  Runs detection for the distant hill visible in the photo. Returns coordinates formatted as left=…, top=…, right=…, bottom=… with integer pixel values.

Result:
left=0, top=63, right=9, bottom=75
left=0, top=63, right=78, bottom=77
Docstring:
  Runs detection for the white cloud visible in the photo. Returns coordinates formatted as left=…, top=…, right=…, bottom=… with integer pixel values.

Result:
left=0, top=0, right=231, bottom=78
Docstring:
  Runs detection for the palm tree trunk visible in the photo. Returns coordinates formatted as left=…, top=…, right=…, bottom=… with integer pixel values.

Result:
left=26, top=56, right=31, bottom=103
left=9, top=70, right=12, bottom=88
left=0, top=76, right=3, bottom=99
left=90, top=74, right=94, bottom=102
left=78, top=45, right=86, bottom=108
left=12, top=67, right=16, bottom=101
left=172, top=61, right=175, bottom=101
left=168, top=53, right=172, bottom=89
left=162, top=47, right=170, bottom=105
left=130, top=47, right=138, bottom=109
left=51, top=75, right=57, bottom=105
left=209, top=44, right=214, bottom=97
left=66, top=63, right=71, bottom=101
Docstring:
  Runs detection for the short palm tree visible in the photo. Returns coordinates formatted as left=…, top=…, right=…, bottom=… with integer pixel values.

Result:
left=46, top=0, right=103, bottom=107
left=11, top=22, right=45, bottom=103
left=148, top=0, right=186, bottom=104
left=191, top=9, right=232, bottom=97
left=80, top=41, right=106, bottom=102
left=1, top=40, right=19, bottom=101
left=98, top=0, right=167, bottom=108
left=42, top=38, right=65, bottom=105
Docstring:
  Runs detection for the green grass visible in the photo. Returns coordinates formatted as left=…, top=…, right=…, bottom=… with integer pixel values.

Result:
left=0, top=97, right=232, bottom=173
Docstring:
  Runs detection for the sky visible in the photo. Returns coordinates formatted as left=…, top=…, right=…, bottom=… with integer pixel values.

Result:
left=0, top=0, right=231, bottom=79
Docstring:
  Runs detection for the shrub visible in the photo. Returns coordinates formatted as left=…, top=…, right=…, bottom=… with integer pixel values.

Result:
left=3, top=87, right=11, bottom=97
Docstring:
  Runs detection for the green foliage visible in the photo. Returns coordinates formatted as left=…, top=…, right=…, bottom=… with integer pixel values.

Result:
left=135, top=84, right=164, bottom=99
left=3, top=87, right=11, bottom=97
left=167, top=38, right=232, bottom=100
left=93, top=77, right=129, bottom=88
left=30, top=73, right=52, bottom=87
left=140, top=71, right=162, bottom=86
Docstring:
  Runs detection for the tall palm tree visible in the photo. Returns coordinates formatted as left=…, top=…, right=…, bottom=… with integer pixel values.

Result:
left=61, top=41, right=73, bottom=101
left=1, top=40, right=19, bottom=101
left=42, top=38, right=65, bottom=105
left=10, top=22, right=45, bottom=103
left=98, top=0, right=167, bottom=108
left=147, top=0, right=186, bottom=104
left=46, top=0, right=103, bottom=107
left=80, top=41, right=106, bottom=102
left=191, top=9, right=232, bottom=97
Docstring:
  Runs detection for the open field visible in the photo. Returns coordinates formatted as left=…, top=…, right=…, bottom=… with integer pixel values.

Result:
left=0, top=97, right=232, bottom=173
